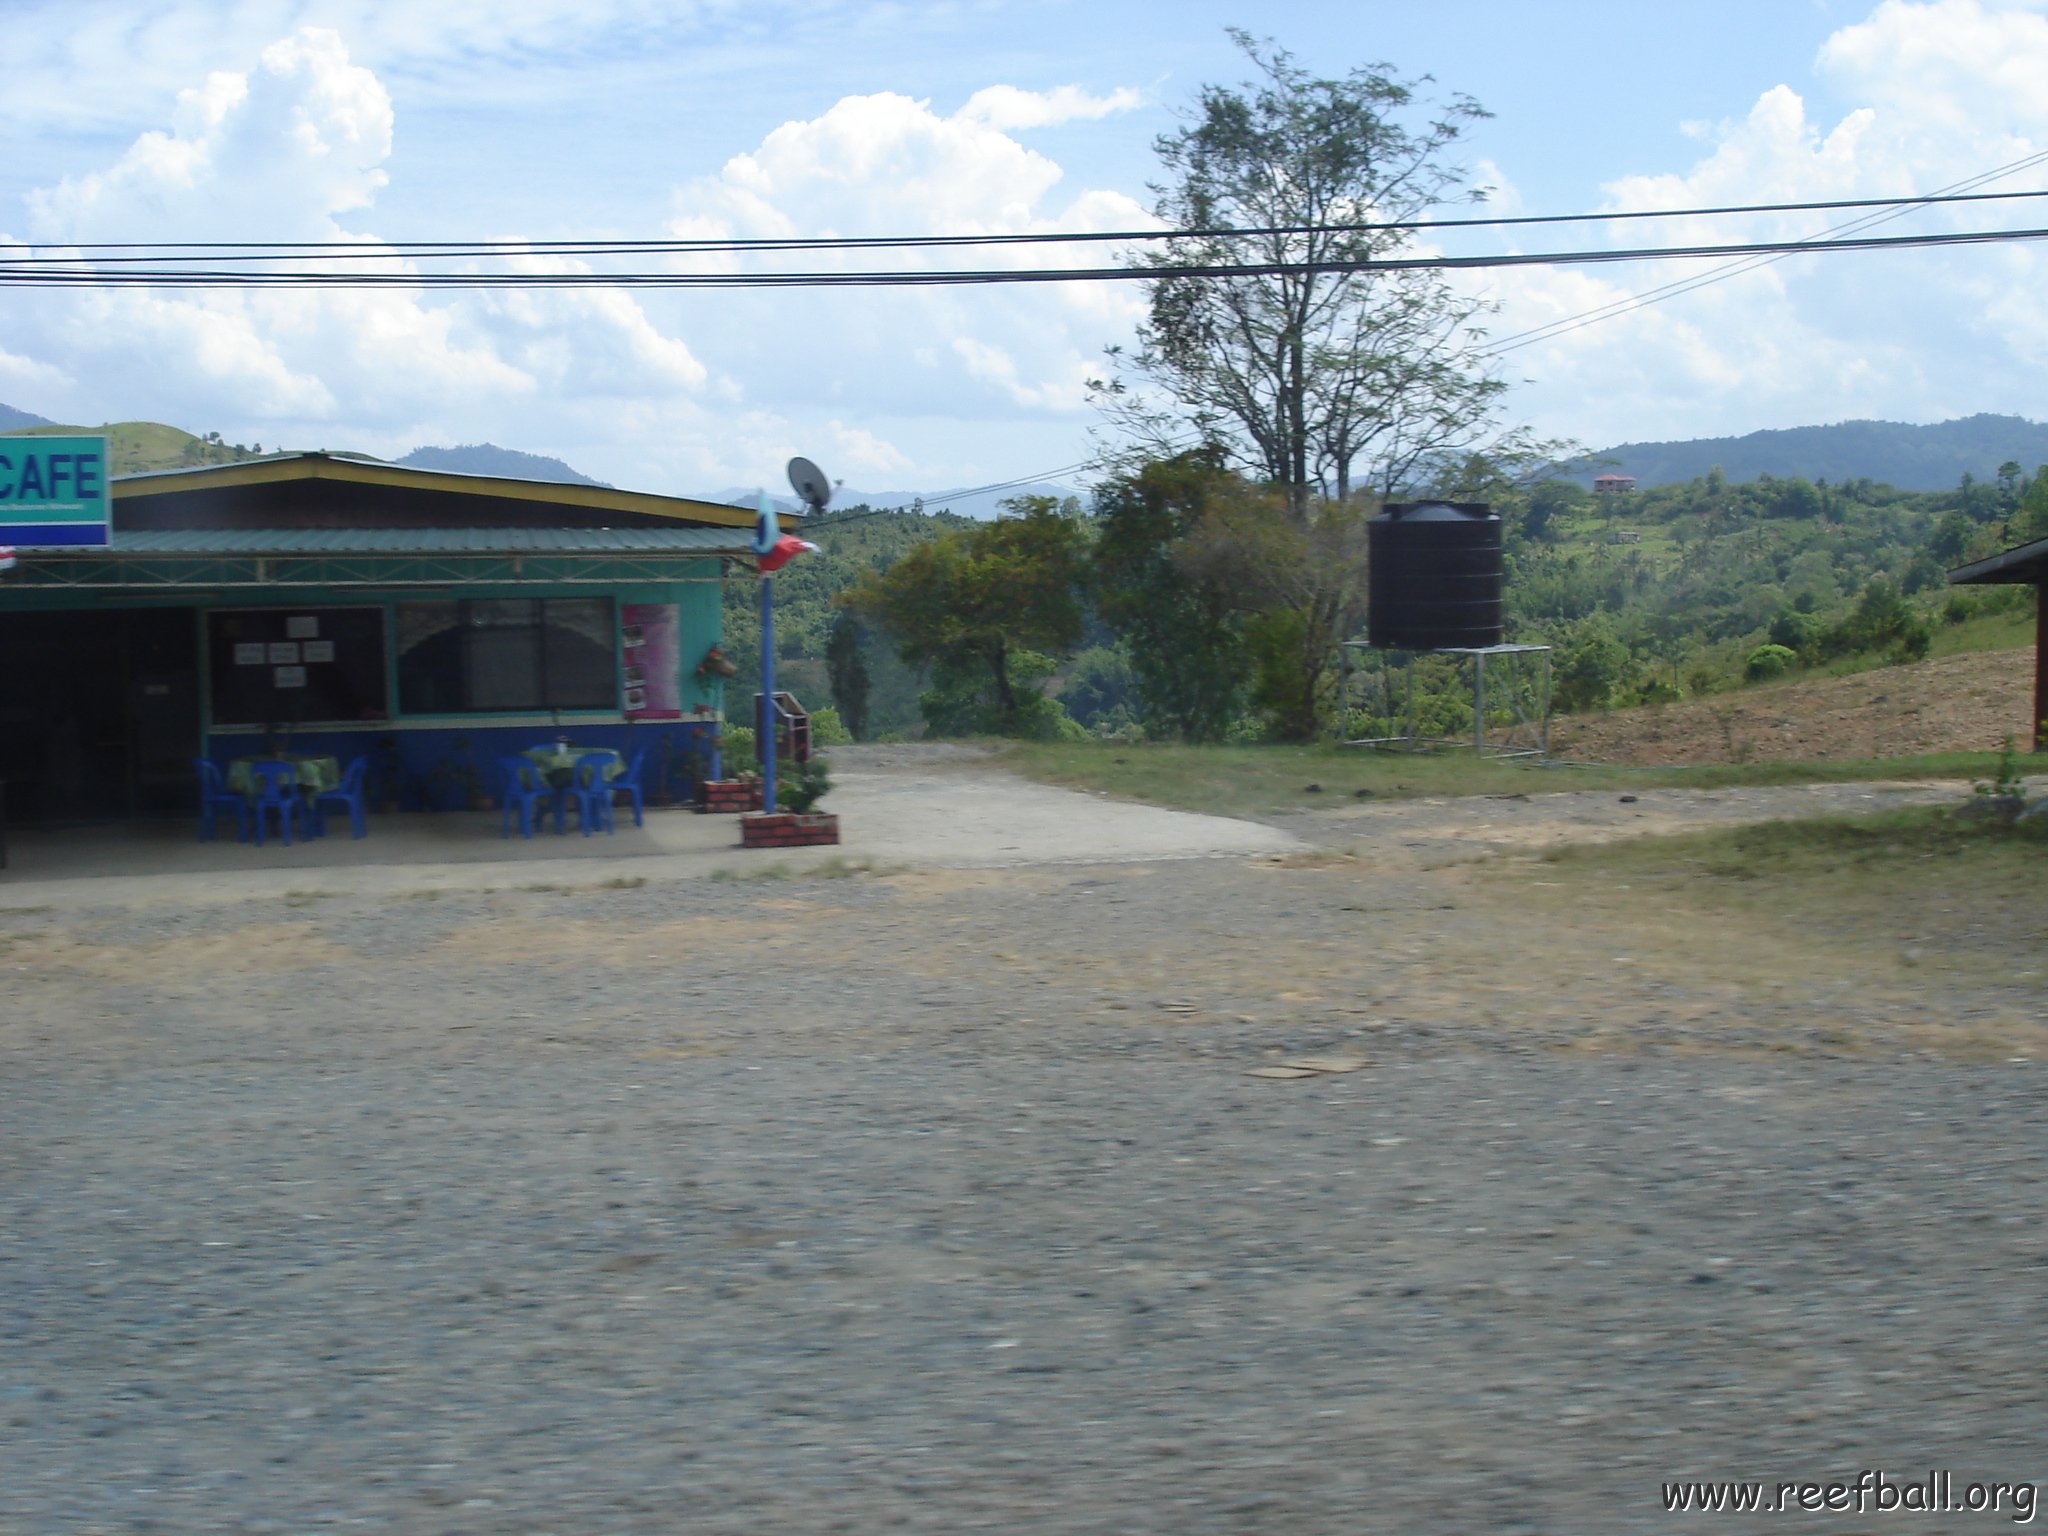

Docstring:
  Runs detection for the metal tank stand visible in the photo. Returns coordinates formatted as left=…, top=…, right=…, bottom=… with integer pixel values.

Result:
left=1339, top=641, right=1552, bottom=758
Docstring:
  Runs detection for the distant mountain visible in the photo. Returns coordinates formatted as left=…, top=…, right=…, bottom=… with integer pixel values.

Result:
left=397, top=443, right=605, bottom=486
left=1582, top=414, right=2048, bottom=491
left=706, top=481, right=1082, bottom=520
left=0, top=401, right=56, bottom=432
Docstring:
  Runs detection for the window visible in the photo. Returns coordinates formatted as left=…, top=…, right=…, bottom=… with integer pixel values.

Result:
left=396, top=597, right=616, bottom=714
left=207, top=607, right=389, bottom=726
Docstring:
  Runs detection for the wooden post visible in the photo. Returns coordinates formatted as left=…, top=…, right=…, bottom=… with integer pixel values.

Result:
left=2035, top=578, right=2047, bottom=751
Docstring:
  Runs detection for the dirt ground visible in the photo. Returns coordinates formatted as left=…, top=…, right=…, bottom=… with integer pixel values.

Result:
left=1549, top=646, right=2038, bottom=765
left=3, top=757, right=2044, bottom=1532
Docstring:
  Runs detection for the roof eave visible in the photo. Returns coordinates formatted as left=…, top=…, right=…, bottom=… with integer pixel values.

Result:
left=1947, top=534, right=2048, bottom=585
left=109, top=451, right=783, bottom=532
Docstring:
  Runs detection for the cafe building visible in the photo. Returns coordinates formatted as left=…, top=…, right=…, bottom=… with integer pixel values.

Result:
left=0, top=448, right=770, bottom=825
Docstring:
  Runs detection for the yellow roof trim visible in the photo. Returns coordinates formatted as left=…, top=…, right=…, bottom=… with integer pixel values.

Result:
left=111, top=452, right=774, bottom=530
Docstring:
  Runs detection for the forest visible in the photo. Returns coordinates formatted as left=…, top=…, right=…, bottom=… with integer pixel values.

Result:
left=729, top=458, right=2042, bottom=748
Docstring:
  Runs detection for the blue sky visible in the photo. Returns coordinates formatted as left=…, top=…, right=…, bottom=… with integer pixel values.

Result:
left=4, top=0, right=2047, bottom=498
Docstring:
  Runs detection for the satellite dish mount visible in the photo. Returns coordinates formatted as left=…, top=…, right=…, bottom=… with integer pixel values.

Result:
left=787, top=456, right=833, bottom=513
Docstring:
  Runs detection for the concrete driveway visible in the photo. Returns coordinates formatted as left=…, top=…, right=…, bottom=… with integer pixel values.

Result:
left=0, top=747, right=1301, bottom=910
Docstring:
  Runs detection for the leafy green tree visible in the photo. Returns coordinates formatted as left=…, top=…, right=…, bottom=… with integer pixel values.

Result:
left=1090, top=452, right=1251, bottom=741
left=842, top=498, right=1088, bottom=737
left=1171, top=477, right=1373, bottom=740
left=824, top=611, right=870, bottom=741
left=1997, top=459, right=2023, bottom=511
left=1548, top=615, right=1631, bottom=713
left=2011, top=467, right=2048, bottom=544
left=1061, top=646, right=1142, bottom=734
left=1092, top=31, right=1510, bottom=509
left=1522, top=478, right=1586, bottom=542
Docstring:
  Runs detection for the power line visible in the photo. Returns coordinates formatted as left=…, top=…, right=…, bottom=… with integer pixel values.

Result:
left=1481, top=148, right=2048, bottom=356
left=5, top=222, right=2047, bottom=290
left=9, top=186, right=2046, bottom=265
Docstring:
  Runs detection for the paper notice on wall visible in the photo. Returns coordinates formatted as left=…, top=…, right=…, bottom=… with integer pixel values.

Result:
left=621, top=602, right=682, bottom=720
left=286, top=615, right=320, bottom=639
left=302, top=640, right=335, bottom=663
left=267, top=641, right=300, bottom=664
left=234, top=642, right=266, bottom=666
left=274, top=665, right=307, bottom=689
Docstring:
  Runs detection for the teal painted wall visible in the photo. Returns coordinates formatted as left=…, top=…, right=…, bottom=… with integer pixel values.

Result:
left=0, top=563, right=735, bottom=812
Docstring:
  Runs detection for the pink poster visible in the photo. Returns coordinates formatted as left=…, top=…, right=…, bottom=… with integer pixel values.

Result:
left=621, top=603, right=682, bottom=720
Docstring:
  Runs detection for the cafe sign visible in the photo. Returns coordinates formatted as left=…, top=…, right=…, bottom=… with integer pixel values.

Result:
left=0, top=434, right=110, bottom=547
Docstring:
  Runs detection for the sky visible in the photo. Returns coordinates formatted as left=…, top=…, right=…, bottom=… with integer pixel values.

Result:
left=4, top=0, right=2048, bottom=499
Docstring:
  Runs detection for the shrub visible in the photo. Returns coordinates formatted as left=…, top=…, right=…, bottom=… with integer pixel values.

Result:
left=1744, top=643, right=1797, bottom=682
left=809, top=706, right=855, bottom=747
left=777, top=754, right=832, bottom=815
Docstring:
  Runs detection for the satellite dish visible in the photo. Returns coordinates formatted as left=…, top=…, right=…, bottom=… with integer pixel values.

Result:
left=787, top=456, right=833, bottom=512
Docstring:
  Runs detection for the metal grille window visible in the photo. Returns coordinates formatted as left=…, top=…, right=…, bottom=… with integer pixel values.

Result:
left=396, top=597, right=616, bottom=714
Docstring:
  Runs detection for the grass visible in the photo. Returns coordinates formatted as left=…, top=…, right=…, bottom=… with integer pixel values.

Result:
left=1527, top=807, right=2047, bottom=985
left=995, top=739, right=2013, bottom=818
left=1540, top=803, right=2047, bottom=882
left=1928, top=607, right=2036, bottom=659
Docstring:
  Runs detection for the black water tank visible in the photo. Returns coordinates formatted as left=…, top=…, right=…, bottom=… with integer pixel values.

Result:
left=1367, top=500, right=1504, bottom=650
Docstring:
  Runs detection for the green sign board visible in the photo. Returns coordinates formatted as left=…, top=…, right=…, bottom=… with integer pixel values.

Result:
left=0, top=434, right=110, bottom=547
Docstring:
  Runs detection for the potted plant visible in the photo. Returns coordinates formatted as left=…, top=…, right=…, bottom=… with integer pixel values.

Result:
left=778, top=754, right=832, bottom=816
left=740, top=754, right=837, bottom=848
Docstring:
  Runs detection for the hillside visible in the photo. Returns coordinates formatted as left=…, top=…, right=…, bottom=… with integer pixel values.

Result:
left=1549, top=648, right=2037, bottom=765
left=0, top=401, right=54, bottom=432
left=0, top=419, right=264, bottom=474
left=397, top=443, right=603, bottom=485
left=1585, top=414, right=2048, bottom=491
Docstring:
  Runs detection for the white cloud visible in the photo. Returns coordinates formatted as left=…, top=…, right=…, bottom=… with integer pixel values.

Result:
left=1489, top=0, right=2048, bottom=448
left=663, top=86, right=1153, bottom=462
left=955, top=84, right=1144, bottom=131
left=828, top=420, right=912, bottom=477
left=1, top=24, right=738, bottom=482
left=30, top=27, right=393, bottom=243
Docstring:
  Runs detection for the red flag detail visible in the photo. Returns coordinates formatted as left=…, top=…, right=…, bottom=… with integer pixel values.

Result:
left=756, top=535, right=819, bottom=574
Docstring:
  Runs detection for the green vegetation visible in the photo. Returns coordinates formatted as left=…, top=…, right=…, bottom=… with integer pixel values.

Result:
left=995, top=738, right=2010, bottom=818
left=7, top=419, right=267, bottom=472
left=1591, top=414, right=2048, bottom=491
left=841, top=498, right=1089, bottom=738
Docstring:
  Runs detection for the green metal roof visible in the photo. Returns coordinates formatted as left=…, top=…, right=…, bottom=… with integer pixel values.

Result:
left=100, top=526, right=753, bottom=556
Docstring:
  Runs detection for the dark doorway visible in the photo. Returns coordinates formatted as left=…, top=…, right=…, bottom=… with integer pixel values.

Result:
left=0, top=608, right=201, bottom=823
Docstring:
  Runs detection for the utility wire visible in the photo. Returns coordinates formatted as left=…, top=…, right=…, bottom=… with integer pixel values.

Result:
left=1480, top=148, right=2048, bottom=356
left=6, top=223, right=2047, bottom=289
left=8, top=185, right=2046, bottom=264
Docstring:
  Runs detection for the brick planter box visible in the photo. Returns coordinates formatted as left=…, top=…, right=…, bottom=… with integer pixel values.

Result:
left=740, top=811, right=840, bottom=849
left=695, top=779, right=761, bottom=814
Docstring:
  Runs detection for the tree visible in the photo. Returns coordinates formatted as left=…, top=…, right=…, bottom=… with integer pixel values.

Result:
left=1091, top=451, right=1252, bottom=741
left=1169, top=477, right=1372, bottom=741
left=824, top=610, right=871, bottom=741
left=842, top=498, right=1088, bottom=737
left=1092, top=32, right=1510, bottom=509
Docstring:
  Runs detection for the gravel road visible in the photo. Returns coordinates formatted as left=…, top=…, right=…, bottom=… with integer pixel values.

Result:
left=3, top=760, right=2044, bottom=1533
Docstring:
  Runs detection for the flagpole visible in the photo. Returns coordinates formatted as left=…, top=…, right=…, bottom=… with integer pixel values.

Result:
left=759, top=567, right=777, bottom=815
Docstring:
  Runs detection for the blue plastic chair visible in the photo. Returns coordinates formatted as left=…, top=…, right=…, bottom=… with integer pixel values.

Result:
left=609, top=748, right=649, bottom=828
left=311, top=756, right=369, bottom=840
left=194, top=758, right=250, bottom=843
left=499, top=756, right=552, bottom=839
left=559, top=756, right=615, bottom=837
left=249, top=759, right=309, bottom=847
